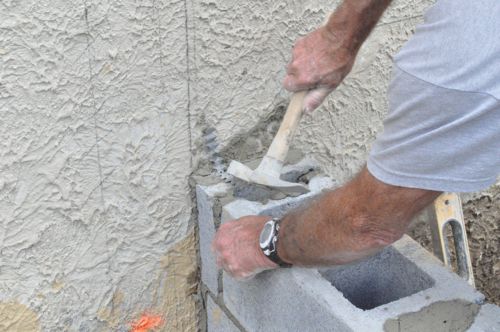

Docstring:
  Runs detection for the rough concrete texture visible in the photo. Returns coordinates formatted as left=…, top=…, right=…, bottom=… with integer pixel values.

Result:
left=206, top=296, right=241, bottom=332
left=462, top=186, right=500, bottom=306
left=220, top=190, right=489, bottom=332
left=0, top=0, right=193, bottom=330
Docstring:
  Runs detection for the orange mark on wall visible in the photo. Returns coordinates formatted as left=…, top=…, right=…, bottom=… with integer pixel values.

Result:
left=130, top=313, right=164, bottom=332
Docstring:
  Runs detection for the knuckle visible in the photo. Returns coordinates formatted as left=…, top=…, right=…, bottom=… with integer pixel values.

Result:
left=220, top=252, right=229, bottom=261
left=231, top=264, right=240, bottom=273
left=213, top=237, right=223, bottom=249
left=296, top=75, right=312, bottom=87
left=221, top=250, right=232, bottom=261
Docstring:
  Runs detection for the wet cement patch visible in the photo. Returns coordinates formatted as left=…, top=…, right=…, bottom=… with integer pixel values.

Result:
left=384, top=300, right=480, bottom=332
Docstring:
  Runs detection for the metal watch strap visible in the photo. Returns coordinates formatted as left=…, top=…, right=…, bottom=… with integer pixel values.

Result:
left=269, top=218, right=292, bottom=268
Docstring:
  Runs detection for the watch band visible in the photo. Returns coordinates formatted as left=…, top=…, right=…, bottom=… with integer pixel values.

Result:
left=268, top=218, right=292, bottom=268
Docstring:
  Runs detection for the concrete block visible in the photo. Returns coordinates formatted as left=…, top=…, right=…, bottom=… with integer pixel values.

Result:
left=196, top=182, right=232, bottom=295
left=468, top=304, right=500, bottom=332
left=222, top=176, right=334, bottom=222
left=207, top=296, right=241, bottom=332
left=221, top=184, right=487, bottom=332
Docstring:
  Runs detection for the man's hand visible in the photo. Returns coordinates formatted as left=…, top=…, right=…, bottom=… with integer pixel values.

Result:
left=212, top=215, right=278, bottom=280
left=283, top=0, right=392, bottom=113
left=283, top=26, right=356, bottom=113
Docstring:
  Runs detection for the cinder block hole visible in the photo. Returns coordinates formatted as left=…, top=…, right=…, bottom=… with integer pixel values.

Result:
left=319, top=247, right=434, bottom=310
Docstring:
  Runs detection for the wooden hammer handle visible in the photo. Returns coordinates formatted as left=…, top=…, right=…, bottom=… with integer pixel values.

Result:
left=266, top=91, right=307, bottom=163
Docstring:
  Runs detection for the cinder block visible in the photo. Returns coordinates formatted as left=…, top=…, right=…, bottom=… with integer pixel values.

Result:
left=221, top=176, right=334, bottom=222
left=468, top=304, right=500, bottom=332
left=207, top=296, right=241, bottom=332
left=221, top=181, right=489, bottom=332
left=196, top=182, right=232, bottom=295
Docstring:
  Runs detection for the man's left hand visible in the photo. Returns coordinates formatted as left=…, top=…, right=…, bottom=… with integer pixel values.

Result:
left=212, top=215, right=278, bottom=280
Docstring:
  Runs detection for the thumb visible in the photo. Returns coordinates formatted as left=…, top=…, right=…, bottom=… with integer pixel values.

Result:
left=303, top=87, right=333, bottom=114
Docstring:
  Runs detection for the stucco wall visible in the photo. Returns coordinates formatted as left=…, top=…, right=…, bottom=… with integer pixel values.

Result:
left=1, top=0, right=194, bottom=330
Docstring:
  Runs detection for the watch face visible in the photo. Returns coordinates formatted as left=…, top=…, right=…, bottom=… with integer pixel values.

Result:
left=259, top=221, right=274, bottom=249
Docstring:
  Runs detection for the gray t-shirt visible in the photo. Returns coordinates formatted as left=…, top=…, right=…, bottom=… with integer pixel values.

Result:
left=368, top=0, right=500, bottom=192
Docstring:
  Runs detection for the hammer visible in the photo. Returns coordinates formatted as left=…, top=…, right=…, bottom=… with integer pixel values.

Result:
left=227, top=91, right=310, bottom=195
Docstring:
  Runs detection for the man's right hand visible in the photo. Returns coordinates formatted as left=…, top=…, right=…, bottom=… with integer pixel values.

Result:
left=283, top=0, right=392, bottom=113
left=283, top=25, right=356, bottom=113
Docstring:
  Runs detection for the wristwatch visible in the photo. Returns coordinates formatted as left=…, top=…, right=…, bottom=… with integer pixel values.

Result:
left=259, top=218, right=292, bottom=267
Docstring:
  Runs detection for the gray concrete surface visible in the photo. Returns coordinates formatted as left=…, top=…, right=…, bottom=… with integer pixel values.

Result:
left=196, top=182, right=232, bottom=295
left=206, top=296, right=242, bottom=332
left=468, top=304, right=500, bottom=332
left=319, top=246, right=435, bottom=310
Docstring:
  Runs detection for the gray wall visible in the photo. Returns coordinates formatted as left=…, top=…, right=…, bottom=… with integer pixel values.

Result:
left=1, top=0, right=496, bottom=331
left=0, top=0, right=194, bottom=330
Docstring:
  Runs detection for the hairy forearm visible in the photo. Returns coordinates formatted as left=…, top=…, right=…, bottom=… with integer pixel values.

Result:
left=277, top=167, right=440, bottom=266
left=325, top=0, right=392, bottom=53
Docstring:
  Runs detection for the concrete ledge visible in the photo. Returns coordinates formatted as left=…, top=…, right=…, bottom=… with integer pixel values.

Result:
left=196, top=182, right=232, bottom=295
left=222, top=176, right=334, bottom=221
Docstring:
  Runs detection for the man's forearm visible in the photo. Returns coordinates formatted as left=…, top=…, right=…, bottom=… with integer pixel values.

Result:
left=277, top=167, right=440, bottom=266
left=325, top=0, right=392, bottom=53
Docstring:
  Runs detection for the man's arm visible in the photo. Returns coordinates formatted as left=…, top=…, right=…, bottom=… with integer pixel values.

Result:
left=213, top=167, right=440, bottom=279
left=284, top=0, right=392, bottom=112
left=277, top=167, right=441, bottom=266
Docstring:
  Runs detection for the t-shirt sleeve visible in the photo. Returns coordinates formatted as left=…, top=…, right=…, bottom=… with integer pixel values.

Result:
left=367, top=65, right=500, bottom=192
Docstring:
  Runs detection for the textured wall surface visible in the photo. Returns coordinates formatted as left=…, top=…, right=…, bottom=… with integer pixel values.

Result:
left=0, top=0, right=194, bottom=330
